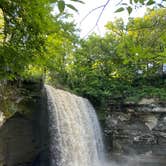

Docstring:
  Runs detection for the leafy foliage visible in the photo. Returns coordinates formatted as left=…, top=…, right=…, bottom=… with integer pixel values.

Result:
left=54, top=8, right=166, bottom=106
left=0, top=0, right=166, bottom=111
left=116, top=0, right=166, bottom=14
left=0, top=0, right=80, bottom=80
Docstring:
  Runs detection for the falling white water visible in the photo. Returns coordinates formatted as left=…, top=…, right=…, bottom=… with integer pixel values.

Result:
left=45, top=85, right=105, bottom=166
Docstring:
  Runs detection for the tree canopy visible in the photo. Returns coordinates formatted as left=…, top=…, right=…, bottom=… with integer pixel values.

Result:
left=0, top=0, right=81, bottom=80
left=55, top=8, right=166, bottom=105
left=0, top=0, right=166, bottom=107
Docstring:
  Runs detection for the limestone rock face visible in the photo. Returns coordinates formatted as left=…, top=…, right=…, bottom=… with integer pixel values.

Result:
left=105, top=99, right=166, bottom=166
left=0, top=80, right=50, bottom=166
left=0, top=113, right=39, bottom=166
left=0, top=112, right=5, bottom=127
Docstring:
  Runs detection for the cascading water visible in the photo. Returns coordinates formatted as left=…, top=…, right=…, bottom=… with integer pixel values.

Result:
left=45, top=85, right=105, bottom=166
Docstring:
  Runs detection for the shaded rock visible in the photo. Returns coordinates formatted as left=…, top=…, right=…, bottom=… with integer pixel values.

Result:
left=0, top=113, right=39, bottom=166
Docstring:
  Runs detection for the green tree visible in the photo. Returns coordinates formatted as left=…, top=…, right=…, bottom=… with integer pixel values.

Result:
left=62, top=8, right=166, bottom=106
left=0, top=0, right=82, bottom=80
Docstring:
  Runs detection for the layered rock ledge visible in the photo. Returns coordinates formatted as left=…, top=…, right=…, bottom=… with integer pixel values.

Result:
left=105, top=98, right=166, bottom=166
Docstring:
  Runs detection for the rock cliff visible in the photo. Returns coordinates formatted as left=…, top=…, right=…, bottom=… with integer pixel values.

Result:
left=105, top=98, right=166, bottom=166
left=0, top=80, right=49, bottom=166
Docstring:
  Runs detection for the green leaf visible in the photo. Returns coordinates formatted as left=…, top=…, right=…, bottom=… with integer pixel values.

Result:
left=134, top=0, right=139, bottom=3
left=115, top=7, right=125, bottom=13
left=58, top=0, right=65, bottom=13
left=49, top=0, right=58, bottom=3
left=146, top=0, right=155, bottom=5
left=130, top=0, right=133, bottom=4
left=158, top=3, right=165, bottom=7
left=127, top=6, right=132, bottom=14
left=139, top=0, right=144, bottom=4
left=66, top=4, right=78, bottom=12
left=70, top=0, right=85, bottom=4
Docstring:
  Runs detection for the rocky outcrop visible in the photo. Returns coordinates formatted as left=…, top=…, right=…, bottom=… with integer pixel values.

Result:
left=0, top=113, right=40, bottom=166
left=0, top=112, right=5, bottom=127
left=0, top=80, right=50, bottom=166
left=105, top=98, right=166, bottom=165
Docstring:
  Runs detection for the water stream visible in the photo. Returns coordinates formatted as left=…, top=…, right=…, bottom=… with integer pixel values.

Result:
left=45, top=85, right=105, bottom=166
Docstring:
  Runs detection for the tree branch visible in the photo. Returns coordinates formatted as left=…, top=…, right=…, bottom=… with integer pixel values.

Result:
left=81, top=0, right=111, bottom=38
left=80, top=5, right=105, bottom=25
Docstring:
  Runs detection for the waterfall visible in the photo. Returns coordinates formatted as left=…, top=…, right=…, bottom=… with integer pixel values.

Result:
left=45, top=85, right=105, bottom=166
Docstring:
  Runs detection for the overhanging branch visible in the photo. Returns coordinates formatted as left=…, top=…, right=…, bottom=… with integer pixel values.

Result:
left=81, top=0, right=111, bottom=38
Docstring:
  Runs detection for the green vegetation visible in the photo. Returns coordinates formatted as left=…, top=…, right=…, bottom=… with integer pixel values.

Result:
left=116, top=0, right=166, bottom=14
left=0, top=0, right=166, bottom=113
left=57, top=8, right=166, bottom=106
left=0, top=0, right=80, bottom=116
left=0, top=79, right=42, bottom=118
left=0, top=0, right=80, bottom=80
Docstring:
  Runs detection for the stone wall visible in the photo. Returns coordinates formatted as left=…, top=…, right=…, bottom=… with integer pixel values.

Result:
left=105, top=98, right=166, bottom=166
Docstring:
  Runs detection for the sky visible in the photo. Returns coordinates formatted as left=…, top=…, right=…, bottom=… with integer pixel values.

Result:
left=68, top=0, right=147, bottom=37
